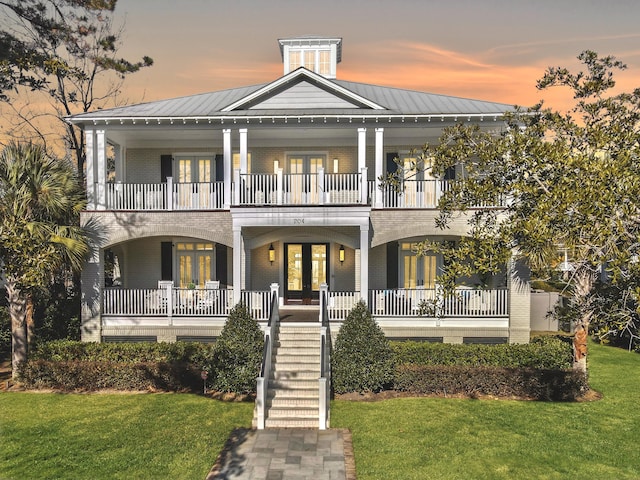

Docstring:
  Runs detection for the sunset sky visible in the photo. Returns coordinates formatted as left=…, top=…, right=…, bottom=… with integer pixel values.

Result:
left=113, top=0, right=640, bottom=113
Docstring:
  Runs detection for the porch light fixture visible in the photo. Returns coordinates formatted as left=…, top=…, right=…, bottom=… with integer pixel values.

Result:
left=339, top=244, right=345, bottom=264
left=268, top=244, right=275, bottom=265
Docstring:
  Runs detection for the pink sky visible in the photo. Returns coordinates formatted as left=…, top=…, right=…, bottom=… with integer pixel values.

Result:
left=113, top=0, right=640, bottom=113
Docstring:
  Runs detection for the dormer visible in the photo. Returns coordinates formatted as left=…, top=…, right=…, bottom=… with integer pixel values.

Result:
left=278, top=36, right=342, bottom=79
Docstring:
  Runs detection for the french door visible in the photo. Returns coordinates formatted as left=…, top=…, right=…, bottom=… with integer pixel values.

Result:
left=287, top=155, right=325, bottom=204
left=285, top=243, right=328, bottom=304
left=175, top=155, right=213, bottom=208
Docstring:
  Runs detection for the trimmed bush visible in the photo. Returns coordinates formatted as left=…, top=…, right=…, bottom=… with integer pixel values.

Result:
left=394, top=364, right=588, bottom=401
left=391, top=336, right=572, bottom=370
left=31, top=340, right=214, bottom=367
left=204, top=303, right=264, bottom=394
left=19, top=359, right=200, bottom=392
left=332, top=301, right=395, bottom=393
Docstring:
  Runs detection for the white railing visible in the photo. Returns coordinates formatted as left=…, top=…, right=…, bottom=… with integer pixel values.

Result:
left=319, top=284, right=331, bottom=430
left=240, top=290, right=271, bottom=321
left=256, top=287, right=279, bottom=430
left=103, top=287, right=231, bottom=316
left=104, top=181, right=224, bottom=210
left=327, top=291, right=360, bottom=321
left=369, top=287, right=509, bottom=317
left=324, top=173, right=361, bottom=204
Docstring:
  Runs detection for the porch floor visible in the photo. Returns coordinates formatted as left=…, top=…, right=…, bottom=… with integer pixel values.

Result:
left=279, top=306, right=320, bottom=323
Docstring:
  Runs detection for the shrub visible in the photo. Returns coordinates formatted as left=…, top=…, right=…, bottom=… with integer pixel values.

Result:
left=391, top=336, right=572, bottom=370
left=394, top=364, right=588, bottom=401
left=204, top=303, right=264, bottom=394
left=332, top=300, right=395, bottom=393
left=19, top=359, right=201, bottom=392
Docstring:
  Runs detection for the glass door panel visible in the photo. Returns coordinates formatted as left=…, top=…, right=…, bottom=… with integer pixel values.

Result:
left=287, top=244, right=303, bottom=295
left=311, top=244, right=327, bottom=290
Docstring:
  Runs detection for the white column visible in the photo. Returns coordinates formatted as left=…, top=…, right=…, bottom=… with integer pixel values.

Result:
left=318, top=166, right=325, bottom=205
left=80, top=245, right=103, bottom=341
left=239, top=128, right=248, bottom=174
left=223, top=129, right=231, bottom=208
left=233, top=227, right=242, bottom=304
left=357, top=128, right=367, bottom=172
left=85, top=129, right=96, bottom=209
left=96, top=130, right=106, bottom=210
left=114, top=143, right=124, bottom=182
left=375, top=128, right=384, bottom=209
left=359, top=225, right=369, bottom=306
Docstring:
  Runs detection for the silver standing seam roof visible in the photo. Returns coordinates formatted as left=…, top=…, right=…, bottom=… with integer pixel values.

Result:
left=67, top=74, right=516, bottom=123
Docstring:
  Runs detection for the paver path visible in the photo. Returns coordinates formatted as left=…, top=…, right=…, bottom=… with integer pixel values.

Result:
left=206, top=428, right=355, bottom=480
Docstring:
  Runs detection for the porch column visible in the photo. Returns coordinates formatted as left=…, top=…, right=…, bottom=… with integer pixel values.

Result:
left=508, top=256, right=531, bottom=344
left=232, top=227, right=242, bottom=304
left=85, top=129, right=96, bottom=209
left=80, top=245, right=103, bottom=342
left=223, top=129, right=232, bottom=208
left=374, top=128, right=384, bottom=208
left=95, top=129, right=106, bottom=210
left=239, top=128, right=248, bottom=174
left=359, top=224, right=370, bottom=305
left=113, top=142, right=124, bottom=182
left=357, top=128, right=367, bottom=171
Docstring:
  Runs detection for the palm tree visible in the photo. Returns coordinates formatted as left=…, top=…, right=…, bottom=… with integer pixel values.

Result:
left=0, top=142, right=89, bottom=379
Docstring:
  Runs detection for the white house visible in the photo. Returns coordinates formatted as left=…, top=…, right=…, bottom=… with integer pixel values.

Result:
left=69, top=36, right=530, bottom=345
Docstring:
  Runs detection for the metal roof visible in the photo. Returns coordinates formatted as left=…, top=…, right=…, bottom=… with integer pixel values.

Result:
left=68, top=72, right=516, bottom=123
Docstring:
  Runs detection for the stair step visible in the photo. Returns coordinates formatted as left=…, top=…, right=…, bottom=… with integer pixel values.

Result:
left=268, top=397, right=319, bottom=407
left=271, top=370, right=319, bottom=380
left=273, top=364, right=320, bottom=373
left=269, top=379, right=318, bottom=389
left=265, top=418, right=319, bottom=428
left=268, top=388, right=318, bottom=398
left=267, top=406, right=318, bottom=418
left=273, top=354, right=320, bottom=362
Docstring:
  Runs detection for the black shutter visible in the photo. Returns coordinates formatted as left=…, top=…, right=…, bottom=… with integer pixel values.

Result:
left=386, top=242, right=398, bottom=289
left=216, top=244, right=228, bottom=286
left=161, top=155, right=172, bottom=182
left=444, top=165, right=456, bottom=180
left=215, top=154, right=224, bottom=182
left=161, top=242, right=173, bottom=281
left=386, top=152, right=399, bottom=174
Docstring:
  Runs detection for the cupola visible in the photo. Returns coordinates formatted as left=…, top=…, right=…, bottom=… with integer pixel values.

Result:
left=278, top=36, right=342, bottom=79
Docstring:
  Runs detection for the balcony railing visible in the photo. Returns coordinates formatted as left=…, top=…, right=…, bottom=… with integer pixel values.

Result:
left=102, top=287, right=507, bottom=323
left=105, top=181, right=225, bottom=210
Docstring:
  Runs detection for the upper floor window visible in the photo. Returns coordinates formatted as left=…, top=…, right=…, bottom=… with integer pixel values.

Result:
left=288, top=48, right=331, bottom=75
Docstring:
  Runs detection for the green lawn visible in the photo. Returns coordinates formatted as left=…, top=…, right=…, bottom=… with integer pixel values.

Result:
left=1, top=342, right=638, bottom=479
left=0, top=393, right=253, bottom=479
left=332, top=341, right=640, bottom=479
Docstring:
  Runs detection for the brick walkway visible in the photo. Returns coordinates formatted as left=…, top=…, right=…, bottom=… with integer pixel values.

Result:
left=206, top=428, right=356, bottom=480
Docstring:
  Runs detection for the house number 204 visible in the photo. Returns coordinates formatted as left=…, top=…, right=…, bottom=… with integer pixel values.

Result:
left=294, top=218, right=304, bottom=224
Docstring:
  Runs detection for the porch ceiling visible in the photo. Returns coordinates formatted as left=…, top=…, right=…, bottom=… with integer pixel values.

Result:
left=103, top=119, right=503, bottom=149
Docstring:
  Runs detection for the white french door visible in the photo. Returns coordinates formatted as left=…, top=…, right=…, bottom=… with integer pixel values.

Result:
left=176, top=156, right=213, bottom=208
left=287, top=155, right=325, bottom=204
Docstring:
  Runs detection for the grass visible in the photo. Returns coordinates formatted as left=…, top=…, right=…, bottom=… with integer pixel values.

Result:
left=331, top=341, right=640, bottom=479
left=0, top=393, right=253, bottom=479
left=1, top=342, right=638, bottom=479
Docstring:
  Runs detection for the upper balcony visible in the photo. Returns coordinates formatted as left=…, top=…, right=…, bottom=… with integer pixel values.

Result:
left=94, top=174, right=484, bottom=211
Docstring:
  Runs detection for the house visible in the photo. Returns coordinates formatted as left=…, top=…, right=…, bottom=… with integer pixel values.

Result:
left=69, top=36, right=530, bottom=345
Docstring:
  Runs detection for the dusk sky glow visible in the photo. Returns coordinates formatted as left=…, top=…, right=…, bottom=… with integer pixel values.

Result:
left=112, top=0, right=640, bottom=113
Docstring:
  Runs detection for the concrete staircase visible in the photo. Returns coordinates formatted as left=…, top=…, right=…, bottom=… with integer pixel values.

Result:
left=263, top=324, right=321, bottom=428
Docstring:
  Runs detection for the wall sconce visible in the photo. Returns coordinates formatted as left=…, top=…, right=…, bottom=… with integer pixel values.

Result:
left=269, top=244, right=275, bottom=265
left=339, top=244, right=345, bottom=264
left=273, top=160, right=279, bottom=173
left=333, top=158, right=339, bottom=173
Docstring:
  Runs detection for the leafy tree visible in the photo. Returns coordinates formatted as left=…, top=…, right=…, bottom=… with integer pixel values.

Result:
left=0, top=142, right=90, bottom=379
left=401, top=51, right=640, bottom=372
left=0, top=0, right=153, bottom=172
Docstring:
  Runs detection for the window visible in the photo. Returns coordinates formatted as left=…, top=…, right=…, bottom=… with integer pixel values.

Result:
left=176, top=156, right=213, bottom=183
left=232, top=152, right=252, bottom=174
left=400, top=242, right=438, bottom=289
left=287, top=48, right=331, bottom=75
left=176, top=243, right=214, bottom=288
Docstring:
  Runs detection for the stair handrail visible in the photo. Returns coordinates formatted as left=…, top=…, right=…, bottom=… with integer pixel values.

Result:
left=256, top=284, right=280, bottom=430
left=319, top=283, right=331, bottom=430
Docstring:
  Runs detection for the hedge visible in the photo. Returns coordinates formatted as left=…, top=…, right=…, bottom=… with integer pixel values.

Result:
left=19, top=360, right=202, bottom=392
left=394, top=364, right=588, bottom=401
left=391, top=336, right=573, bottom=370
left=31, top=340, right=214, bottom=366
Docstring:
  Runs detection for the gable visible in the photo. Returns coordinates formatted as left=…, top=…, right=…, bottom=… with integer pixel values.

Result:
left=248, top=80, right=361, bottom=110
